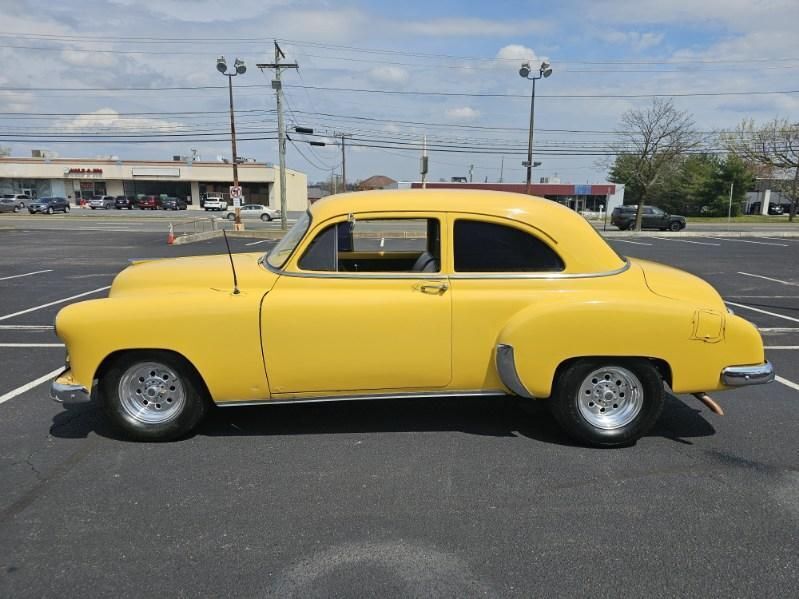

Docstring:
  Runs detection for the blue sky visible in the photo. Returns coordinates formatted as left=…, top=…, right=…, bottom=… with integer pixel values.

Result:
left=1, top=0, right=797, bottom=184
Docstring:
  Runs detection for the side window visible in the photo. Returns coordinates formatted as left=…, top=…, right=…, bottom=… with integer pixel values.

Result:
left=453, top=220, right=564, bottom=273
left=298, top=217, right=440, bottom=273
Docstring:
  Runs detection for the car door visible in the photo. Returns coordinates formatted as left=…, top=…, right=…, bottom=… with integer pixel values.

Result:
left=261, top=212, right=452, bottom=395
left=641, top=206, right=656, bottom=228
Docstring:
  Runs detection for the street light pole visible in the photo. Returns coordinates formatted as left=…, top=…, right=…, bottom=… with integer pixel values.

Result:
left=519, top=60, right=552, bottom=194
left=217, top=56, right=246, bottom=229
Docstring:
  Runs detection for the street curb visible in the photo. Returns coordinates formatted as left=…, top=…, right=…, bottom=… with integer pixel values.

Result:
left=600, top=230, right=799, bottom=238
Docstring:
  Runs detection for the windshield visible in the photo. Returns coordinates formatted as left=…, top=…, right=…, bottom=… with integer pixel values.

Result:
left=266, top=212, right=311, bottom=269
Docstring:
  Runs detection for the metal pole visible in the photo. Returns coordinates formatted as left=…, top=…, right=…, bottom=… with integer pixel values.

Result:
left=499, top=155, right=504, bottom=183
left=227, top=75, right=241, bottom=227
left=275, top=47, right=288, bottom=230
left=727, top=181, right=734, bottom=227
left=341, top=134, right=346, bottom=191
left=525, top=77, right=537, bottom=192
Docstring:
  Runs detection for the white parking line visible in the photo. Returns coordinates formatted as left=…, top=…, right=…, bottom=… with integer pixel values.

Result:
left=0, top=367, right=62, bottom=406
left=707, top=237, right=788, bottom=247
left=0, top=269, right=53, bottom=281
left=613, top=239, right=653, bottom=246
left=0, top=286, right=110, bottom=322
left=245, top=239, right=270, bottom=246
left=0, top=325, right=54, bottom=330
left=776, top=376, right=799, bottom=393
left=725, top=301, right=799, bottom=324
left=0, top=343, right=64, bottom=348
left=653, top=237, right=720, bottom=246
left=738, top=272, right=798, bottom=287
left=765, top=346, right=799, bottom=350
left=759, top=327, right=799, bottom=333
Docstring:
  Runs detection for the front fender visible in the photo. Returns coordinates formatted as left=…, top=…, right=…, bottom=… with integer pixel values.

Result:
left=55, top=290, right=270, bottom=402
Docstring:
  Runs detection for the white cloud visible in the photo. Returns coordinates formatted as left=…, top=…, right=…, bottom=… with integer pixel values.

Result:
left=600, top=31, right=664, bottom=51
left=59, top=108, right=183, bottom=132
left=109, top=0, right=289, bottom=22
left=61, top=49, right=118, bottom=68
left=445, top=107, right=480, bottom=121
left=403, top=17, right=548, bottom=37
left=0, top=90, right=34, bottom=113
left=367, top=66, right=410, bottom=86
left=496, top=45, right=539, bottom=62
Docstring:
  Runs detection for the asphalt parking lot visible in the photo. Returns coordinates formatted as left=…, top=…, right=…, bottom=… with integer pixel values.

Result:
left=0, top=226, right=797, bottom=597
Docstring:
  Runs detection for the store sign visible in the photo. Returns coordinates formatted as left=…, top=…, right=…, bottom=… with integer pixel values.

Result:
left=64, top=167, right=103, bottom=177
left=131, top=167, right=180, bottom=177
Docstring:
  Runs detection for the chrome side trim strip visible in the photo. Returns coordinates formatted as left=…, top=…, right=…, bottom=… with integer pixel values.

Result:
left=721, top=361, right=775, bottom=386
left=495, top=344, right=534, bottom=399
left=215, top=389, right=507, bottom=407
left=265, top=258, right=630, bottom=280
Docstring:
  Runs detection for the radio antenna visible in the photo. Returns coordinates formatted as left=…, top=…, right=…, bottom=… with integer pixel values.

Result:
left=222, top=230, right=240, bottom=295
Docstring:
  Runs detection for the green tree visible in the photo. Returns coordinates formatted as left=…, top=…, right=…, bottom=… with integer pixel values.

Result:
left=611, top=98, right=700, bottom=230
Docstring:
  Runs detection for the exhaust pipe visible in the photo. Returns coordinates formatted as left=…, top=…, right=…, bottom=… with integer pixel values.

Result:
left=692, top=393, right=724, bottom=416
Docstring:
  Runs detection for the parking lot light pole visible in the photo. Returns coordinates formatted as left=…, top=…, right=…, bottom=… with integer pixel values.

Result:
left=217, top=56, right=246, bottom=228
left=519, top=60, right=552, bottom=193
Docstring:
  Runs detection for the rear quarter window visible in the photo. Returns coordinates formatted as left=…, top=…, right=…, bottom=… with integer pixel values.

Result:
left=453, top=220, right=564, bottom=273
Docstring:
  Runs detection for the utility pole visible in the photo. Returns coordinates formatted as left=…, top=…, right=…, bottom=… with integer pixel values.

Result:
left=727, top=181, right=735, bottom=226
left=499, top=155, right=504, bottom=183
left=257, top=41, right=298, bottom=231
left=335, top=132, right=351, bottom=192
left=420, top=135, right=428, bottom=188
left=468, top=164, right=474, bottom=183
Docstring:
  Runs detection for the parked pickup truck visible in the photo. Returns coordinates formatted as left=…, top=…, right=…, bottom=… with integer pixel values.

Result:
left=203, top=194, right=228, bottom=211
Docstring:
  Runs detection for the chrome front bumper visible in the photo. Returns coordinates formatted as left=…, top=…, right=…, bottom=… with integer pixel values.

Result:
left=50, top=370, right=91, bottom=404
left=721, top=361, right=775, bottom=387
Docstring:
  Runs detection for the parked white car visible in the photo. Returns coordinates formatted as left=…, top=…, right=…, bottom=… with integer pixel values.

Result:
left=224, top=203, right=280, bottom=222
left=203, top=194, right=228, bottom=211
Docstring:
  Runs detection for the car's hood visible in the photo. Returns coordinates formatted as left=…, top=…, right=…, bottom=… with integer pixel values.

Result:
left=110, top=252, right=278, bottom=297
left=631, top=258, right=725, bottom=309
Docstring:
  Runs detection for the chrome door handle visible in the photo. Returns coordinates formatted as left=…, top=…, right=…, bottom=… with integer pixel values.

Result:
left=418, top=282, right=449, bottom=294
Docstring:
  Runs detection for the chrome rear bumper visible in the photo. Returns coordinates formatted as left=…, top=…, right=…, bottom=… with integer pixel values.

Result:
left=721, top=361, right=775, bottom=387
left=50, top=370, right=90, bottom=404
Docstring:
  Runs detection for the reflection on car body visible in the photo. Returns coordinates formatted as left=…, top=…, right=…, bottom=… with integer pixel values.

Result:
left=51, top=190, right=772, bottom=446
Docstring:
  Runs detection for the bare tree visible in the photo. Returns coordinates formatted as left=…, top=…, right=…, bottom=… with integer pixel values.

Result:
left=723, top=118, right=799, bottom=222
left=612, top=98, right=699, bottom=230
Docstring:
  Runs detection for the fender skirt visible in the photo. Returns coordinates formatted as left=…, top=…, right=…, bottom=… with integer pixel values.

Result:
left=496, top=344, right=535, bottom=399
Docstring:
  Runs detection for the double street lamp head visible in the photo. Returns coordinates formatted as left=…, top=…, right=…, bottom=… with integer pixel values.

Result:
left=519, top=60, right=553, bottom=80
left=217, top=56, right=246, bottom=76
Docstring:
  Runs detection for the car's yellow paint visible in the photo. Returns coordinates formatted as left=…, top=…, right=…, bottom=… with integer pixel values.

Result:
left=54, top=189, right=767, bottom=404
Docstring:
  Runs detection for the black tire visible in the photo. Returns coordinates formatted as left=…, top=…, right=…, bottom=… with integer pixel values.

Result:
left=99, top=350, right=210, bottom=441
left=260, top=213, right=272, bottom=222
left=65, top=205, right=70, bottom=213
left=549, top=358, right=665, bottom=448
left=226, top=213, right=235, bottom=220
left=47, top=207, right=54, bottom=214
left=669, top=221, right=681, bottom=232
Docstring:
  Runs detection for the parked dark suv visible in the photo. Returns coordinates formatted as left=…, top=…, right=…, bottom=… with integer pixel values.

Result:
left=611, top=205, right=686, bottom=231
left=135, top=195, right=160, bottom=210
left=160, top=196, right=187, bottom=210
left=114, top=195, right=135, bottom=209
left=28, top=197, right=70, bottom=214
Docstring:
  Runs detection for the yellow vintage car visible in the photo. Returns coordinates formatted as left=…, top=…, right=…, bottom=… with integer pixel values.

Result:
left=51, top=190, right=774, bottom=446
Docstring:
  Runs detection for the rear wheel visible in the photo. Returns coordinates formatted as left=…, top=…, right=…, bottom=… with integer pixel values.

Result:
left=99, top=351, right=210, bottom=441
left=65, top=205, right=70, bottom=213
left=549, top=358, right=664, bottom=447
left=669, top=221, right=681, bottom=232
left=226, top=213, right=235, bottom=220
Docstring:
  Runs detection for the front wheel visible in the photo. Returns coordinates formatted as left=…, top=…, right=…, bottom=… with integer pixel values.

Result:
left=669, top=221, right=682, bottom=232
left=260, top=213, right=272, bottom=221
left=549, top=358, right=665, bottom=447
left=99, top=351, right=210, bottom=441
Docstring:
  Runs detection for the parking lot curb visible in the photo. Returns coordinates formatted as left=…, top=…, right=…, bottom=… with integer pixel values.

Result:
left=173, top=229, right=285, bottom=245
left=600, top=230, right=799, bottom=238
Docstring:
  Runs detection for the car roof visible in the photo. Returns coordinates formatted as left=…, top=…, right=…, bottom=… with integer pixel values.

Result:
left=309, top=189, right=625, bottom=274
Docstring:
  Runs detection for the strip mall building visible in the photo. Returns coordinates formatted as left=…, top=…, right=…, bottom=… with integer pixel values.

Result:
left=0, top=156, right=308, bottom=211
left=409, top=181, right=625, bottom=213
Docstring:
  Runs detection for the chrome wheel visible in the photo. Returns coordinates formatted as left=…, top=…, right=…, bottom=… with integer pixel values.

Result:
left=118, top=361, right=186, bottom=425
left=577, top=366, right=643, bottom=430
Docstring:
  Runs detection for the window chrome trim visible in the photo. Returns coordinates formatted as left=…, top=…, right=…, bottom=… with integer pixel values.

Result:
left=264, top=256, right=629, bottom=280
left=216, top=389, right=509, bottom=407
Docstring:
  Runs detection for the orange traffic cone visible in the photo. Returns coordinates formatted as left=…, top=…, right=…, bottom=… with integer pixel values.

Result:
left=167, top=223, right=175, bottom=245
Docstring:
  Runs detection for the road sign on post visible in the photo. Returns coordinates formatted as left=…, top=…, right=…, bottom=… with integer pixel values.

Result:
left=229, top=185, right=244, bottom=229
left=229, top=185, right=242, bottom=200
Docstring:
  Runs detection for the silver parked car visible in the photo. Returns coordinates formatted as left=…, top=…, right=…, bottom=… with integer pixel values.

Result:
left=1, top=194, right=32, bottom=211
left=0, top=198, right=18, bottom=213
left=224, top=203, right=281, bottom=222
